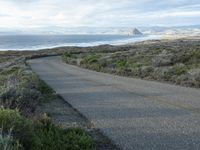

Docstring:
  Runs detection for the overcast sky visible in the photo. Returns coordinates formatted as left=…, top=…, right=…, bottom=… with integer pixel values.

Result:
left=0, top=0, right=200, bottom=29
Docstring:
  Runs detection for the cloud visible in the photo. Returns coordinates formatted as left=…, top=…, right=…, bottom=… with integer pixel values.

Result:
left=0, top=0, right=199, bottom=28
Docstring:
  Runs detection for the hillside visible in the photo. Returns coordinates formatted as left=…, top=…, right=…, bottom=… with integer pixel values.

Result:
left=62, top=37, right=200, bottom=88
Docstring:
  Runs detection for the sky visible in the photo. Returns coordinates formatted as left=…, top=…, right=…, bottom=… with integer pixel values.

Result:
left=0, top=0, right=200, bottom=29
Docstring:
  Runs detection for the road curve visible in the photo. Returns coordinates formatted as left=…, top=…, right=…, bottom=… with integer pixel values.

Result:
left=29, top=56, right=200, bottom=150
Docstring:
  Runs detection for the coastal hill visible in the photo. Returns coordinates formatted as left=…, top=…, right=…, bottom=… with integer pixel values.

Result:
left=128, top=28, right=143, bottom=36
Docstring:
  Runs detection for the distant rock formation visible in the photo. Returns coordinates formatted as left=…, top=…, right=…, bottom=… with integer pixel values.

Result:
left=128, top=28, right=143, bottom=36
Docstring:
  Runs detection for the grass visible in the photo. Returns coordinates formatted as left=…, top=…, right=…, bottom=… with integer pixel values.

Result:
left=82, top=55, right=100, bottom=65
left=0, top=65, right=41, bottom=116
left=171, top=65, right=188, bottom=76
left=32, top=74, right=53, bottom=95
left=0, top=67, right=20, bottom=76
left=0, top=127, right=22, bottom=150
left=0, top=109, right=95, bottom=150
left=116, top=60, right=127, bottom=70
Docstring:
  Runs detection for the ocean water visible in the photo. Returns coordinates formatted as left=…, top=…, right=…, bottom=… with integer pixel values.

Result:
left=0, top=34, right=160, bottom=51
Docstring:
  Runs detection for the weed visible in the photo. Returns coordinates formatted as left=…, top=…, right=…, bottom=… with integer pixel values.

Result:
left=0, top=109, right=37, bottom=150
left=0, top=109, right=95, bottom=150
left=83, top=55, right=99, bottom=64
left=172, top=65, right=188, bottom=76
left=33, top=74, right=53, bottom=95
left=116, top=60, right=127, bottom=69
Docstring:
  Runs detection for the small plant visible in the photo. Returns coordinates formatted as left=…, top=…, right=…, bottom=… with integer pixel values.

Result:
left=63, top=52, right=72, bottom=58
left=33, top=75, right=53, bottom=95
left=83, top=55, right=99, bottom=64
left=191, top=50, right=200, bottom=58
left=116, top=60, right=127, bottom=72
left=0, top=87, right=41, bottom=116
left=0, top=128, right=22, bottom=150
left=0, top=109, right=37, bottom=150
left=64, top=128, right=95, bottom=150
left=116, top=60, right=127, bottom=70
left=90, top=63, right=102, bottom=72
left=34, top=116, right=95, bottom=150
left=0, top=109, right=95, bottom=150
left=172, top=65, right=188, bottom=76
left=0, top=67, right=20, bottom=76
left=129, top=62, right=142, bottom=69
left=62, top=52, right=78, bottom=64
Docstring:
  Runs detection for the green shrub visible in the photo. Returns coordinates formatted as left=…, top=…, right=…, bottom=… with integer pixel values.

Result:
left=0, top=67, right=20, bottom=76
left=0, top=128, right=22, bottom=150
left=62, top=52, right=72, bottom=62
left=173, top=53, right=192, bottom=64
left=90, top=63, right=102, bottom=72
left=191, top=50, right=200, bottom=58
left=0, top=88, right=41, bottom=116
left=0, top=58, right=12, bottom=63
left=35, top=117, right=95, bottom=150
left=63, top=52, right=72, bottom=58
left=62, top=52, right=78, bottom=64
left=116, top=60, right=127, bottom=69
left=64, top=128, right=95, bottom=150
left=128, top=62, right=143, bottom=69
left=83, top=55, right=99, bottom=64
left=0, top=65, right=30, bottom=89
left=34, top=118, right=65, bottom=150
left=174, top=51, right=200, bottom=65
left=0, top=109, right=95, bottom=150
left=34, top=76, right=53, bottom=95
left=172, top=65, right=188, bottom=76
left=190, top=51, right=200, bottom=64
left=0, top=109, right=37, bottom=150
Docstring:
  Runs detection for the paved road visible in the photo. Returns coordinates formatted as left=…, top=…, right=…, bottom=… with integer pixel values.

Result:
left=29, top=56, right=200, bottom=150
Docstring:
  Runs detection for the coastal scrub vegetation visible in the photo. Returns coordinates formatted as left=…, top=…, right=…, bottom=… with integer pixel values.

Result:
left=62, top=38, right=200, bottom=88
left=0, top=58, right=95, bottom=150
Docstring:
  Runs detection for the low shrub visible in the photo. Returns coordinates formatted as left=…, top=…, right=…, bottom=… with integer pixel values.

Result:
left=171, top=65, right=188, bottom=76
left=83, top=55, right=99, bottom=65
left=0, top=109, right=95, bottom=150
left=33, top=75, right=53, bottom=95
left=89, top=63, right=102, bottom=72
left=128, top=62, right=143, bottom=69
left=116, top=60, right=127, bottom=69
left=62, top=52, right=78, bottom=64
left=173, top=53, right=192, bottom=64
left=35, top=118, right=95, bottom=150
left=189, top=50, right=200, bottom=64
left=0, top=109, right=37, bottom=150
left=0, top=128, right=22, bottom=150
left=0, top=67, right=20, bottom=76
left=0, top=87, right=41, bottom=116
left=64, top=128, right=95, bottom=150
left=63, top=52, right=72, bottom=58
left=62, top=52, right=73, bottom=63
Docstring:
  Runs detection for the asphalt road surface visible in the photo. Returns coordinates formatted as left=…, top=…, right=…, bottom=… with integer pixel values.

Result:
left=29, top=56, right=200, bottom=150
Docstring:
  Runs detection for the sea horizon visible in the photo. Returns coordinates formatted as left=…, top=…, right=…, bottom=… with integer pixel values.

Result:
left=0, top=34, right=161, bottom=51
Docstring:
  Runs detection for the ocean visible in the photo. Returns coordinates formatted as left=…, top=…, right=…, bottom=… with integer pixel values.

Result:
left=0, top=34, right=160, bottom=51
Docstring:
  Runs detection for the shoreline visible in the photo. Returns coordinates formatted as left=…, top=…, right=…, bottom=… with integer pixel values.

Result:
left=0, top=34, right=161, bottom=51
left=0, top=35, right=200, bottom=52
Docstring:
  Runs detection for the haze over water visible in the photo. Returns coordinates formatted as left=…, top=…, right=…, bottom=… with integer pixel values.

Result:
left=0, top=34, right=160, bottom=51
